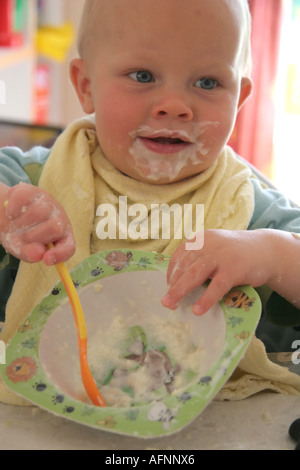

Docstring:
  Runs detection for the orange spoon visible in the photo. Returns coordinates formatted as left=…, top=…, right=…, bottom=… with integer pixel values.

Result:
left=48, top=245, right=106, bottom=407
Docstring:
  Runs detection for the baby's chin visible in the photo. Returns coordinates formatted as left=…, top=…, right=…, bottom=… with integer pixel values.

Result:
left=124, top=164, right=207, bottom=185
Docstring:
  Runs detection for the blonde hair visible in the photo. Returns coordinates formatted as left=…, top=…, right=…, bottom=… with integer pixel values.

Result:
left=77, top=0, right=252, bottom=76
left=229, top=0, right=253, bottom=77
left=77, top=0, right=99, bottom=58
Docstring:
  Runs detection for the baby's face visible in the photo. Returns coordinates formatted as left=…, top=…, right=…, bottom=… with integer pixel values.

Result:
left=73, top=0, right=252, bottom=184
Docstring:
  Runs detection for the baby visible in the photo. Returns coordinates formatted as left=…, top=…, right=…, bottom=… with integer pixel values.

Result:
left=0, top=0, right=300, bottom=347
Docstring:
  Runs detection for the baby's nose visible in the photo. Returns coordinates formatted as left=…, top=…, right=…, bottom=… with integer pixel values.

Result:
left=151, top=94, right=193, bottom=121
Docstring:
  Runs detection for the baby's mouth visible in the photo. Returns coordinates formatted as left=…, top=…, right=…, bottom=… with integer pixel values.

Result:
left=138, top=136, right=192, bottom=155
left=149, top=137, right=186, bottom=144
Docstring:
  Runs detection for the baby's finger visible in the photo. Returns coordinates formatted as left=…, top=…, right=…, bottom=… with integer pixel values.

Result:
left=192, top=274, right=235, bottom=316
left=165, top=244, right=186, bottom=284
left=1, top=231, right=46, bottom=262
left=11, top=198, right=54, bottom=230
left=5, top=184, right=42, bottom=219
left=166, top=247, right=201, bottom=286
left=21, top=217, right=66, bottom=246
left=21, top=243, right=47, bottom=263
left=42, top=232, right=76, bottom=266
left=162, top=260, right=213, bottom=309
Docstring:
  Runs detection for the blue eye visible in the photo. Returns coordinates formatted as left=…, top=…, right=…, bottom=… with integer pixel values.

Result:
left=195, top=78, right=218, bottom=90
left=130, top=71, right=154, bottom=83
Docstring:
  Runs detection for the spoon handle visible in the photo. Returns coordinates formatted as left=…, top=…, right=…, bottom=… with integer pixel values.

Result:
left=48, top=245, right=106, bottom=406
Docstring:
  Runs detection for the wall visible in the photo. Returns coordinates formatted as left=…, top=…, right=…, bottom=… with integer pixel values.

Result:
left=56, top=0, right=86, bottom=126
left=0, top=0, right=86, bottom=127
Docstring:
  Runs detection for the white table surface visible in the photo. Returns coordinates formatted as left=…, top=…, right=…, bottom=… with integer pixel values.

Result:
left=0, top=392, right=299, bottom=450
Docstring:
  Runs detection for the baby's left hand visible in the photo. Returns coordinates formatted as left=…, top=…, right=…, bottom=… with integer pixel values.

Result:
left=162, top=229, right=277, bottom=315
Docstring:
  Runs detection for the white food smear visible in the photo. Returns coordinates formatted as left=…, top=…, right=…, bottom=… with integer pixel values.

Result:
left=128, top=122, right=219, bottom=181
left=88, top=311, right=205, bottom=408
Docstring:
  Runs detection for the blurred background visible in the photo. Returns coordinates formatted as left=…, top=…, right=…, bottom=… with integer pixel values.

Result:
left=0, top=0, right=299, bottom=204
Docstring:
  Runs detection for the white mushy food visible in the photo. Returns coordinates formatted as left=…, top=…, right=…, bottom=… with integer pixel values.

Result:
left=88, top=314, right=205, bottom=407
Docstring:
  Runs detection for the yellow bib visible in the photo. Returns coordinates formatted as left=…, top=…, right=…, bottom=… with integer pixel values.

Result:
left=1, top=117, right=299, bottom=405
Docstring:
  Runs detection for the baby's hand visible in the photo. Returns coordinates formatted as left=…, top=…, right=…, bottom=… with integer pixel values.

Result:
left=0, top=183, right=75, bottom=265
left=162, top=229, right=277, bottom=315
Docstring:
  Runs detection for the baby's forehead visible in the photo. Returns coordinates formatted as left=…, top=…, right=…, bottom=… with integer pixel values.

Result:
left=81, top=0, right=249, bottom=40
left=79, top=0, right=251, bottom=74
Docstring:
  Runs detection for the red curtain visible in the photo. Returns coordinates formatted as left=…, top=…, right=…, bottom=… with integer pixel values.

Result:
left=229, top=0, right=283, bottom=176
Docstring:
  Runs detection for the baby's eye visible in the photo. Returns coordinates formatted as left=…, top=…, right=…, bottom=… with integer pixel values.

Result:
left=129, top=71, right=154, bottom=83
left=194, top=78, right=218, bottom=90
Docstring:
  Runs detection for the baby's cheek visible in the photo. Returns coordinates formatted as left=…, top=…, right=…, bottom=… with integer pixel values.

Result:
left=96, top=100, right=131, bottom=152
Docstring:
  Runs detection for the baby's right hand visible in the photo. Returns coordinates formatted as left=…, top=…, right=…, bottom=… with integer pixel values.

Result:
left=0, top=183, right=75, bottom=265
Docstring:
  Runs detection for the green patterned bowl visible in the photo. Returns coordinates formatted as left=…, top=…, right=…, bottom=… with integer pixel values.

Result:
left=1, top=249, right=261, bottom=438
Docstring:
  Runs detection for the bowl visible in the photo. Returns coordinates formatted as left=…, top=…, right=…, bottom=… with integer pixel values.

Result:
left=1, top=249, right=261, bottom=437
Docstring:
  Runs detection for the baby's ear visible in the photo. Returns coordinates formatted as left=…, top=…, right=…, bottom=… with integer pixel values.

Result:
left=237, top=77, right=253, bottom=112
left=69, top=59, right=95, bottom=114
